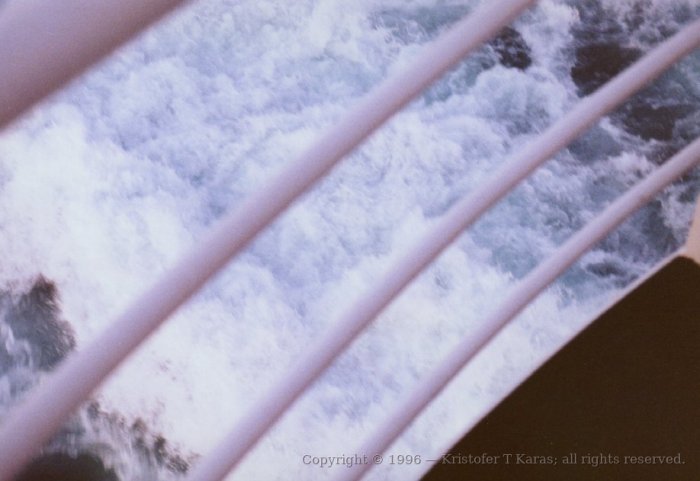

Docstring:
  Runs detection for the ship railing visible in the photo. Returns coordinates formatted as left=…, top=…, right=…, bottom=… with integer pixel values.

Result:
left=0, top=0, right=698, bottom=480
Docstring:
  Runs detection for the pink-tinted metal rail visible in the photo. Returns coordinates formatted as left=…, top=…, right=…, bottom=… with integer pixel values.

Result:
left=0, top=0, right=190, bottom=129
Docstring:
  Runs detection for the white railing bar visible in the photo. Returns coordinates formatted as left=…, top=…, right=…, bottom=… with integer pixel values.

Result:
left=0, top=0, right=190, bottom=130
left=334, top=134, right=700, bottom=481
left=183, top=18, right=700, bottom=481
left=0, top=1, right=534, bottom=479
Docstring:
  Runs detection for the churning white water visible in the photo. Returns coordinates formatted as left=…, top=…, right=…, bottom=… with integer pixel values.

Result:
left=0, top=0, right=699, bottom=479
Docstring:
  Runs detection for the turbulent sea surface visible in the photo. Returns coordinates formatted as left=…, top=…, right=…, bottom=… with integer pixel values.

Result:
left=1, top=0, right=699, bottom=479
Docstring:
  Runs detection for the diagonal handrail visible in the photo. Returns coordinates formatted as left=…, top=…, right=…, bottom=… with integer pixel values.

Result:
left=182, top=17, right=700, bottom=481
left=0, top=0, right=190, bottom=129
left=0, top=0, right=534, bottom=479
left=332, top=134, right=700, bottom=481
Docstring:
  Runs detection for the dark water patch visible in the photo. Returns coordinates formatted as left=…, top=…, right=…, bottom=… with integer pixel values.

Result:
left=617, top=102, right=696, bottom=142
left=15, top=453, right=117, bottom=481
left=569, top=0, right=700, bottom=156
left=571, top=43, right=641, bottom=96
left=614, top=64, right=699, bottom=147
left=491, top=27, right=532, bottom=70
left=1, top=277, right=75, bottom=371
left=584, top=260, right=638, bottom=286
left=0, top=279, right=191, bottom=480
left=13, top=396, right=193, bottom=480
left=84, top=401, right=192, bottom=476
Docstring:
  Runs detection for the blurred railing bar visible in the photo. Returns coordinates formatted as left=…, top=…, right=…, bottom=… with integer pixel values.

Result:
left=184, top=16, right=700, bottom=481
left=0, top=0, right=534, bottom=479
left=0, top=0, right=191, bottom=130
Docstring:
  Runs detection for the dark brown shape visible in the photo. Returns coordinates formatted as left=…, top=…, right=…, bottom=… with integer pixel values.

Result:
left=422, top=256, right=700, bottom=481
left=14, top=453, right=117, bottom=481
